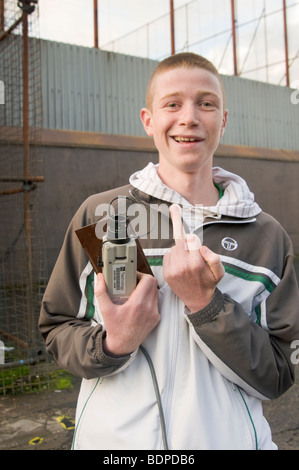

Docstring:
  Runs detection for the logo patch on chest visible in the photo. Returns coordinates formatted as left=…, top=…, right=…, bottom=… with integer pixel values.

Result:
left=221, top=237, right=238, bottom=251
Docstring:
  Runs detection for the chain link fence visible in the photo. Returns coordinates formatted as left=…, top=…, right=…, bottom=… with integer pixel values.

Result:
left=0, top=0, right=59, bottom=395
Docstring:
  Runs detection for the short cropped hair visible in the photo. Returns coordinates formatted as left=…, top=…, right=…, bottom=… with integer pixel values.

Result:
left=146, top=52, right=226, bottom=111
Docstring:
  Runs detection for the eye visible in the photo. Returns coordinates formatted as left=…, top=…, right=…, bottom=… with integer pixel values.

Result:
left=199, top=98, right=220, bottom=110
left=201, top=101, right=213, bottom=107
left=168, top=102, right=178, bottom=108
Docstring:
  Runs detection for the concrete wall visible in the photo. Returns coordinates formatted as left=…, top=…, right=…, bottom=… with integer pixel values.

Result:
left=40, top=145, right=159, bottom=275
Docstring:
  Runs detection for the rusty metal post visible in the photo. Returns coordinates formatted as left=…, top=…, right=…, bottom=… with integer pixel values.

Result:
left=282, top=0, right=290, bottom=86
left=170, top=0, right=175, bottom=55
left=94, top=0, right=99, bottom=48
left=231, top=0, right=238, bottom=76
left=0, top=0, right=4, bottom=31
left=22, top=10, right=33, bottom=347
left=23, top=12, right=30, bottom=179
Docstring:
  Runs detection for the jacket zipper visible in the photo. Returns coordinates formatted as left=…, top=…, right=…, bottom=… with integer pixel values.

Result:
left=162, top=295, right=181, bottom=448
left=231, top=383, right=259, bottom=450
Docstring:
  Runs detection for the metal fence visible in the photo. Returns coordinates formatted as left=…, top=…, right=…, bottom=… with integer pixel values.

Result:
left=36, top=1, right=299, bottom=88
left=0, top=0, right=53, bottom=394
left=97, top=0, right=299, bottom=88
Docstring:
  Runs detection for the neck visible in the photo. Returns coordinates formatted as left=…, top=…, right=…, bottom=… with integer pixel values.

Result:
left=157, top=163, right=218, bottom=206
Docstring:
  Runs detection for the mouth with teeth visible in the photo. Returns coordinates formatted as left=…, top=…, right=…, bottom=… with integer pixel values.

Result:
left=172, top=136, right=203, bottom=143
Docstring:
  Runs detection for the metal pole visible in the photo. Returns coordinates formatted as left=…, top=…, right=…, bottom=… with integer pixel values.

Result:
left=282, top=0, right=290, bottom=86
left=231, top=0, right=238, bottom=75
left=170, top=0, right=175, bottom=55
left=94, top=0, right=99, bottom=48
left=22, top=11, right=33, bottom=347
left=23, top=12, right=30, bottom=179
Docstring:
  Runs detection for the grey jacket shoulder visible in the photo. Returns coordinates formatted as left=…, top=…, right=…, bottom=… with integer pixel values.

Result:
left=255, top=210, right=293, bottom=242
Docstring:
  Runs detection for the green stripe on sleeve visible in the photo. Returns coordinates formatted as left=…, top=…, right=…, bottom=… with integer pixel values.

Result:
left=223, top=264, right=276, bottom=293
left=147, top=257, right=164, bottom=266
left=85, top=272, right=95, bottom=319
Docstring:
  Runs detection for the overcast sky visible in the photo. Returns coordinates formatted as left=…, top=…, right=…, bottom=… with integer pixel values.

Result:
left=37, top=0, right=298, bottom=85
left=38, top=0, right=187, bottom=47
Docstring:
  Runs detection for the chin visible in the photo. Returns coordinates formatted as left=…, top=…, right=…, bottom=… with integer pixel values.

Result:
left=181, top=158, right=214, bottom=176
left=176, top=155, right=206, bottom=170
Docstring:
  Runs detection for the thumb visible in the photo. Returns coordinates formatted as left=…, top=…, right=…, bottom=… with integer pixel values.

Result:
left=200, top=246, right=225, bottom=282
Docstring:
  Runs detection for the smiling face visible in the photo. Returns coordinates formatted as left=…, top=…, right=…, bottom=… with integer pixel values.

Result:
left=140, top=66, right=228, bottom=179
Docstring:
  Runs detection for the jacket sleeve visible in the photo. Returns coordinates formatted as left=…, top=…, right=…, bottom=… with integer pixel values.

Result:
left=186, top=232, right=299, bottom=400
left=39, top=197, right=132, bottom=379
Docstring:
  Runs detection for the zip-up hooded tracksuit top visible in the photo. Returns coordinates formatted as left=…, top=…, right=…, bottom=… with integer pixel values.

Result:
left=39, top=164, right=299, bottom=450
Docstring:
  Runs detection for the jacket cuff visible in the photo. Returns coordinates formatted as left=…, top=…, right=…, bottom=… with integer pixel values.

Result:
left=94, top=330, right=131, bottom=367
left=186, top=288, right=224, bottom=327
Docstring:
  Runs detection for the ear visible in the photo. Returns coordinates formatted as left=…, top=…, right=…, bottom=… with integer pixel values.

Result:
left=220, top=109, right=228, bottom=137
left=140, top=108, right=153, bottom=137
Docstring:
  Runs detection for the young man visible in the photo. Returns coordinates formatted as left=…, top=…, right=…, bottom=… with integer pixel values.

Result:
left=39, top=53, right=299, bottom=450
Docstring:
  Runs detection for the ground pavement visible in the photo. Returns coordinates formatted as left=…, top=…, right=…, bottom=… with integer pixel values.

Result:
left=0, top=367, right=298, bottom=451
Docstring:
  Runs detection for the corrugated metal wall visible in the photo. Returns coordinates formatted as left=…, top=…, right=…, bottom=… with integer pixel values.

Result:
left=41, top=40, right=299, bottom=151
left=221, top=75, right=299, bottom=151
left=41, top=40, right=156, bottom=137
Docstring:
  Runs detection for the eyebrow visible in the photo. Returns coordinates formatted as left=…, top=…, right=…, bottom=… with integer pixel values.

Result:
left=160, top=90, right=221, bottom=102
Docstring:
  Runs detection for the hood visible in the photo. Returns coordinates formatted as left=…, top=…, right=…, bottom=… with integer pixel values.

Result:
left=129, top=163, right=261, bottom=220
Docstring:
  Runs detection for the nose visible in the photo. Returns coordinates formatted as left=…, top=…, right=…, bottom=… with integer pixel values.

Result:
left=179, top=103, right=198, bottom=128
